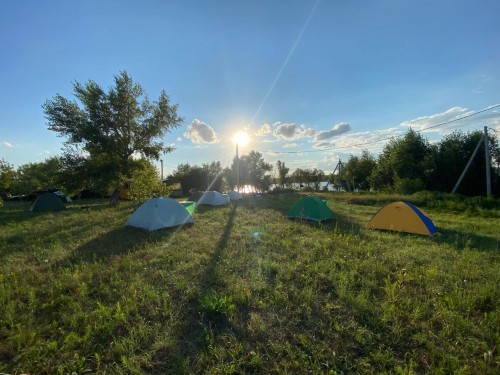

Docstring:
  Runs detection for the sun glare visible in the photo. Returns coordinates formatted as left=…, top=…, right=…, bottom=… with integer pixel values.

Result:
left=233, top=131, right=249, bottom=146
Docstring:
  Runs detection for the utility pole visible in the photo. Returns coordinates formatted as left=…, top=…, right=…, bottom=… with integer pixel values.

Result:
left=236, top=143, right=239, bottom=192
left=452, top=126, right=492, bottom=196
left=484, top=126, right=492, bottom=197
left=160, top=159, right=164, bottom=181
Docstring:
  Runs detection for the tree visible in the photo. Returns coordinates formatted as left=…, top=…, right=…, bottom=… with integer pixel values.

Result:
left=170, top=162, right=225, bottom=192
left=344, top=150, right=377, bottom=191
left=370, top=129, right=434, bottom=193
left=43, top=71, right=182, bottom=191
left=229, top=151, right=272, bottom=192
left=276, top=160, right=289, bottom=188
left=0, top=159, right=16, bottom=196
left=433, top=130, right=500, bottom=195
left=127, top=159, right=170, bottom=201
left=310, top=168, right=325, bottom=191
left=14, top=157, right=63, bottom=194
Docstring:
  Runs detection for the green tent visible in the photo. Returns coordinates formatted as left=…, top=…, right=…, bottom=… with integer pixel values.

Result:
left=30, top=192, right=66, bottom=212
left=286, top=195, right=335, bottom=222
left=180, top=201, right=196, bottom=215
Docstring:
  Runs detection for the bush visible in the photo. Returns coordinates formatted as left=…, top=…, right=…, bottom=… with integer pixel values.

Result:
left=394, top=177, right=424, bottom=194
left=127, top=160, right=171, bottom=202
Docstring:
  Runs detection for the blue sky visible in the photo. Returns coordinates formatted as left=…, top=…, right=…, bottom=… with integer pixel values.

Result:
left=1, top=0, right=499, bottom=176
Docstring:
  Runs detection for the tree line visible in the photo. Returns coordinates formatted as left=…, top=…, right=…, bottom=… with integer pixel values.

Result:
left=1, top=71, right=499, bottom=200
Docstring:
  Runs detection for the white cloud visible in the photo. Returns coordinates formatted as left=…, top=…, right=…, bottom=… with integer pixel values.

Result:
left=255, top=123, right=271, bottom=136
left=313, top=141, right=333, bottom=149
left=283, top=143, right=298, bottom=148
left=313, top=122, right=351, bottom=141
left=400, top=105, right=500, bottom=134
left=184, top=119, right=220, bottom=144
left=0, top=141, right=15, bottom=148
left=332, top=127, right=404, bottom=154
left=273, top=122, right=316, bottom=140
left=263, top=138, right=278, bottom=143
left=176, top=137, right=182, bottom=142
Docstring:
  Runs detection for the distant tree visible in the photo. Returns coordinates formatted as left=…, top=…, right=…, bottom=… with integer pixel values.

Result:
left=0, top=159, right=17, bottom=195
left=344, top=150, right=377, bottom=191
left=370, top=129, right=434, bottom=193
left=276, top=160, right=289, bottom=188
left=231, top=151, right=272, bottom=191
left=290, top=168, right=307, bottom=188
left=171, top=162, right=224, bottom=192
left=14, top=157, right=63, bottom=194
left=202, top=161, right=224, bottom=191
left=310, top=168, right=325, bottom=191
left=43, top=71, right=182, bottom=192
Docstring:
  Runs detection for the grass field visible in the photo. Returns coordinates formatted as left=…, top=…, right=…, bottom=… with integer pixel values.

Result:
left=0, top=192, right=499, bottom=374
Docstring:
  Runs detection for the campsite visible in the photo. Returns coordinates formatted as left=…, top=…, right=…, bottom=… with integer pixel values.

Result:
left=0, top=192, right=498, bottom=374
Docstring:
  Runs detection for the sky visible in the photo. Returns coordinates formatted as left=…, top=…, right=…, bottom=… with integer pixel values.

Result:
left=1, top=0, right=499, bottom=176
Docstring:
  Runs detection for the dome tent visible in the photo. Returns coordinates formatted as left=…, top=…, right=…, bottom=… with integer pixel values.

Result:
left=286, top=195, right=336, bottom=222
left=227, top=190, right=242, bottom=201
left=126, top=197, right=194, bottom=231
left=366, top=201, right=437, bottom=236
left=197, top=191, right=229, bottom=206
left=30, top=192, right=66, bottom=212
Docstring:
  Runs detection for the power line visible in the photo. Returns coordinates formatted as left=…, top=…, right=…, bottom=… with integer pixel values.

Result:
left=246, top=103, right=500, bottom=155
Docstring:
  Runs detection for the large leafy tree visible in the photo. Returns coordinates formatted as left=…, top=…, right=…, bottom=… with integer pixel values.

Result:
left=43, top=71, right=182, bottom=189
left=370, top=129, right=435, bottom=193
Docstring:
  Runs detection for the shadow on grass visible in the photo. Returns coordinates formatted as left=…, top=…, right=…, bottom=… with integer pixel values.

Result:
left=147, top=204, right=244, bottom=373
left=56, top=223, right=191, bottom=267
left=434, top=227, right=499, bottom=252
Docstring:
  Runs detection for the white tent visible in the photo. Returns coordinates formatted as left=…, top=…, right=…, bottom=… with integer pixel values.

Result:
left=227, top=190, right=242, bottom=201
left=197, top=191, right=229, bottom=206
left=126, top=197, right=194, bottom=231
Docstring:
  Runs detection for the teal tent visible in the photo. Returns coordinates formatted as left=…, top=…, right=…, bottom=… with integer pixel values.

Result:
left=30, top=192, right=66, bottom=212
left=286, top=195, right=335, bottom=222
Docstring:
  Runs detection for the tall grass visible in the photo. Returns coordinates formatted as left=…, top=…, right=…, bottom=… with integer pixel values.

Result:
left=0, top=193, right=498, bottom=374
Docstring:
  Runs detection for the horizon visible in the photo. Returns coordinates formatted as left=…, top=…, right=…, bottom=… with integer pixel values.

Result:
left=1, top=0, right=499, bottom=174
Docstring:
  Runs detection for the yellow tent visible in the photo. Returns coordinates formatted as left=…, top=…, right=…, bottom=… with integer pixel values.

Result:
left=366, top=201, right=437, bottom=236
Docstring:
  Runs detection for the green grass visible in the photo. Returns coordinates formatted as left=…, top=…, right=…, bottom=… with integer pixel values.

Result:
left=0, top=193, right=499, bottom=374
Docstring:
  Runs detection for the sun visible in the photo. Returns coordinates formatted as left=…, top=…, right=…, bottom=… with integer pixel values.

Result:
left=233, top=131, right=249, bottom=146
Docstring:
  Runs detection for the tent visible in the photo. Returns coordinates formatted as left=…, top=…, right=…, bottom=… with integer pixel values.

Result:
left=126, top=197, right=194, bottom=231
left=54, top=190, right=72, bottom=202
left=227, top=190, right=242, bottom=201
left=197, top=191, right=229, bottom=206
left=286, top=195, right=336, bottom=222
left=180, top=201, right=196, bottom=215
left=366, top=201, right=437, bottom=236
left=30, top=192, right=66, bottom=212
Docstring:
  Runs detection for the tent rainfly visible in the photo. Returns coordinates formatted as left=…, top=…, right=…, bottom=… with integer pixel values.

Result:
left=227, top=190, right=242, bottom=201
left=366, top=201, right=437, bottom=236
left=30, top=192, right=66, bottom=212
left=197, top=191, right=230, bottom=206
left=180, top=201, right=196, bottom=215
left=286, top=195, right=336, bottom=222
left=126, top=197, right=194, bottom=231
